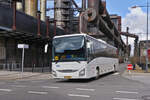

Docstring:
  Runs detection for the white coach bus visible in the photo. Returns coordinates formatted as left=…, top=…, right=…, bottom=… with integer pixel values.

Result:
left=52, top=34, right=118, bottom=79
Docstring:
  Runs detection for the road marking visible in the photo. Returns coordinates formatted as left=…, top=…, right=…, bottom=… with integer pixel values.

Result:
left=113, top=98, right=137, bottom=100
left=31, top=81, right=44, bottom=83
left=116, top=91, right=138, bottom=94
left=42, top=86, right=60, bottom=89
left=68, top=94, right=90, bottom=98
left=0, top=89, right=12, bottom=92
left=0, top=82, right=5, bottom=84
left=10, top=85, right=27, bottom=88
left=78, top=85, right=87, bottom=87
left=28, top=91, right=48, bottom=95
left=76, top=88, right=95, bottom=91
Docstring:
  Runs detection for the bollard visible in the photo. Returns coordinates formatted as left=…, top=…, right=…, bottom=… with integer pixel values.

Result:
left=9, top=64, right=11, bottom=71
left=7, top=64, right=9, bottom=70
left=32, top=64, right=35, bottom=72
left=42, top=63, right=44, bottom=73
left=11, top=63, right=14, bottom=71
left=3, top=64, right=5, bottom=70
left=49, top=63, right=52, bottom=73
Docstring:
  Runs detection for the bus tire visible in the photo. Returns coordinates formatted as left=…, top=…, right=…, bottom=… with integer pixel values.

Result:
left=95, top=67, right=99, bottom=80
left=114, top=65, right=117, bottom=73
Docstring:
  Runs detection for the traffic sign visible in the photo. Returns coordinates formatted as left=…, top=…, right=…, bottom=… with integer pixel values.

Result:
left=17, top=44, right=29, bottom=78
left=147, top=49, right=150, bottom=58
left=127, top=64, right=133, bottom=70
left=18, top=44, right=29, bottom=49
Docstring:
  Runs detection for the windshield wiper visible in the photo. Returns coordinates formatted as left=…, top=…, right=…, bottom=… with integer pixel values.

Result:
left=55, top=60, right=59, bottom=64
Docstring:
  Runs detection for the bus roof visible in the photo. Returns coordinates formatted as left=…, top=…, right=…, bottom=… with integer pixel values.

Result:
left=53, top=33, right=87, bottom=39
left=53, top=33, right=117, bottom=49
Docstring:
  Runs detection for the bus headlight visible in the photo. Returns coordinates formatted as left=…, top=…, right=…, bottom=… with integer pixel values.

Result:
left=52, top=70, right=57, bottom=77
left=79, top=68, right=85, bottom=76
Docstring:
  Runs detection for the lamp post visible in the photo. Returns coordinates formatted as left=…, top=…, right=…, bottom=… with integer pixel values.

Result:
left=132, top=0, right=149, bottom=72
left=146, top=0, right=149, bottom=72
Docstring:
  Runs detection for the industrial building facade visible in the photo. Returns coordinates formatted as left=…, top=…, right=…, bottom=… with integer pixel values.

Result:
left=0, top=0, right=127, bottom=71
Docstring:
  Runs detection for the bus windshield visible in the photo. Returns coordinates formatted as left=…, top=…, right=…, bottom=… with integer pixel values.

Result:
left=52, top=36, right=86, bottom=62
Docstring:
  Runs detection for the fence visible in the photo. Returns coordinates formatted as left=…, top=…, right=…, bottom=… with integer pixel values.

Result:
left=0, top=63, right=52, bottom=73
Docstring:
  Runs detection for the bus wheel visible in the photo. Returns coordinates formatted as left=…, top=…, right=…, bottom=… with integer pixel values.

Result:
left=95, top=68, right=99, bottom=80
left=114, top=65, right=117, bottom=73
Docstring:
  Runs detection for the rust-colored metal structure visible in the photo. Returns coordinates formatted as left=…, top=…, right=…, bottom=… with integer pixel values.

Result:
left=37, top=11, right=41, bottom=36
left=12, top=0, right=17, bottom=30
left=0, top=0, right=129, bottom=69
left=0, top=2, right=65, bottom=69
left=121, top=28, right=139, bottom=57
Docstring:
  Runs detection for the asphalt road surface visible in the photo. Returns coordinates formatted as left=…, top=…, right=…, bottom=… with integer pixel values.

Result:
left=0, top=64, right=150, bottom=100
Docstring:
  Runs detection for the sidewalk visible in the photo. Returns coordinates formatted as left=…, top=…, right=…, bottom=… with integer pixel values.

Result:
left=0, top=70, right=53, bottom=81
left=122, top=65, right=150, bottom=85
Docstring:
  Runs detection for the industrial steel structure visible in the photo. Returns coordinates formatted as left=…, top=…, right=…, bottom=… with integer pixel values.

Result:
left=0, top=0, right=130, bottom=71
left=0, top=0, right=64, bottom=70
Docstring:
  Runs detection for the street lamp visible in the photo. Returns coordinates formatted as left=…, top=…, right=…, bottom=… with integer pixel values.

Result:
left=132, top=0, right=149, bottom=72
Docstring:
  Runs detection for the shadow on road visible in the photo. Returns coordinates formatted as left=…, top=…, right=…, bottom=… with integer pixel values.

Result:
left=54, top=72, right=115, bottom=83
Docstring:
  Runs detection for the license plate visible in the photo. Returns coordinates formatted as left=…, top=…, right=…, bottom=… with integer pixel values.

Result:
left=64, top=76, right=72, bottom=79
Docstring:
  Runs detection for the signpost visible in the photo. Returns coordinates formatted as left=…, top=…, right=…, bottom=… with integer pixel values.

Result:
left=18, top=44, right=29, bottom=78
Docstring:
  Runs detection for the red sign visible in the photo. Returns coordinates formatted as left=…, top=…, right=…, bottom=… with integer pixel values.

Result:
left=127, top=64, right=133, bottom=70
left=148, top=49, right=150, bottom=55
left=147, top=49, right=150, bottom=60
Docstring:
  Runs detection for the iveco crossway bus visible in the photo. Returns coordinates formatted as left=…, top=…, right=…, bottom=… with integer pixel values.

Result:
left=52, top=34, right=118, bottom=79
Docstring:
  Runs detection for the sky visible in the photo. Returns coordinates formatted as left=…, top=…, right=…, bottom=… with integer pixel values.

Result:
left=107, top=0, right=150, bottom=55
left=46, top=0, right=150, bottom=55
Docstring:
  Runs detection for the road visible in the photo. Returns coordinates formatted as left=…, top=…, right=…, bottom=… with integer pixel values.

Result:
left=0, top=64, right=150, bottom=100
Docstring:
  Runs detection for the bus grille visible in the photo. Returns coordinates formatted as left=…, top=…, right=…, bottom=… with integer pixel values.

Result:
left=57, top=70, right=78, bottom=73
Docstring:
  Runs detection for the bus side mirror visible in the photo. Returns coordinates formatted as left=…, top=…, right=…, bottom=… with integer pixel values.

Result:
left=44, top=44, right=48, bottom=53
left=87, top=42, right=91, bottom=48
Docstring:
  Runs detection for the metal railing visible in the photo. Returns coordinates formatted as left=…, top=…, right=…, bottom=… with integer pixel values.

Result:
left=0, top=63, right=21, bottom=71
left=0, top=63, right=52, bottom=73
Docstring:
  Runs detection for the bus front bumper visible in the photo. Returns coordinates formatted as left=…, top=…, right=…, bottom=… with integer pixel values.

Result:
left=52, top=70, right=90, bottom=79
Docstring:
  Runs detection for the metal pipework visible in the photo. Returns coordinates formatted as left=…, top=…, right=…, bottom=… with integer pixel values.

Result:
left=84, top=8, right=97, bottom=22
left=25, top=0, right=37, bottom=18
left=54, top=0, right=72, bottom=31
left=46, top=16, right=50, bottom=38
left=79, top=12, right=85, bottom=33
left=82, top=0, right=86, bottom=11
left=12, top=0, right=16, bottom=30
left=83, top=0, right=100, bottom=22
left=16, top=1, right=23, bottom=11
left=40, top=0, right=46, bottom=21
left=54, top=20, right=56, bottom=36
left=88, top=0, right=99, bottom=14
left=54, top=0, right=65, bottom=30
left=37, top=11, right=41, bottom=36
